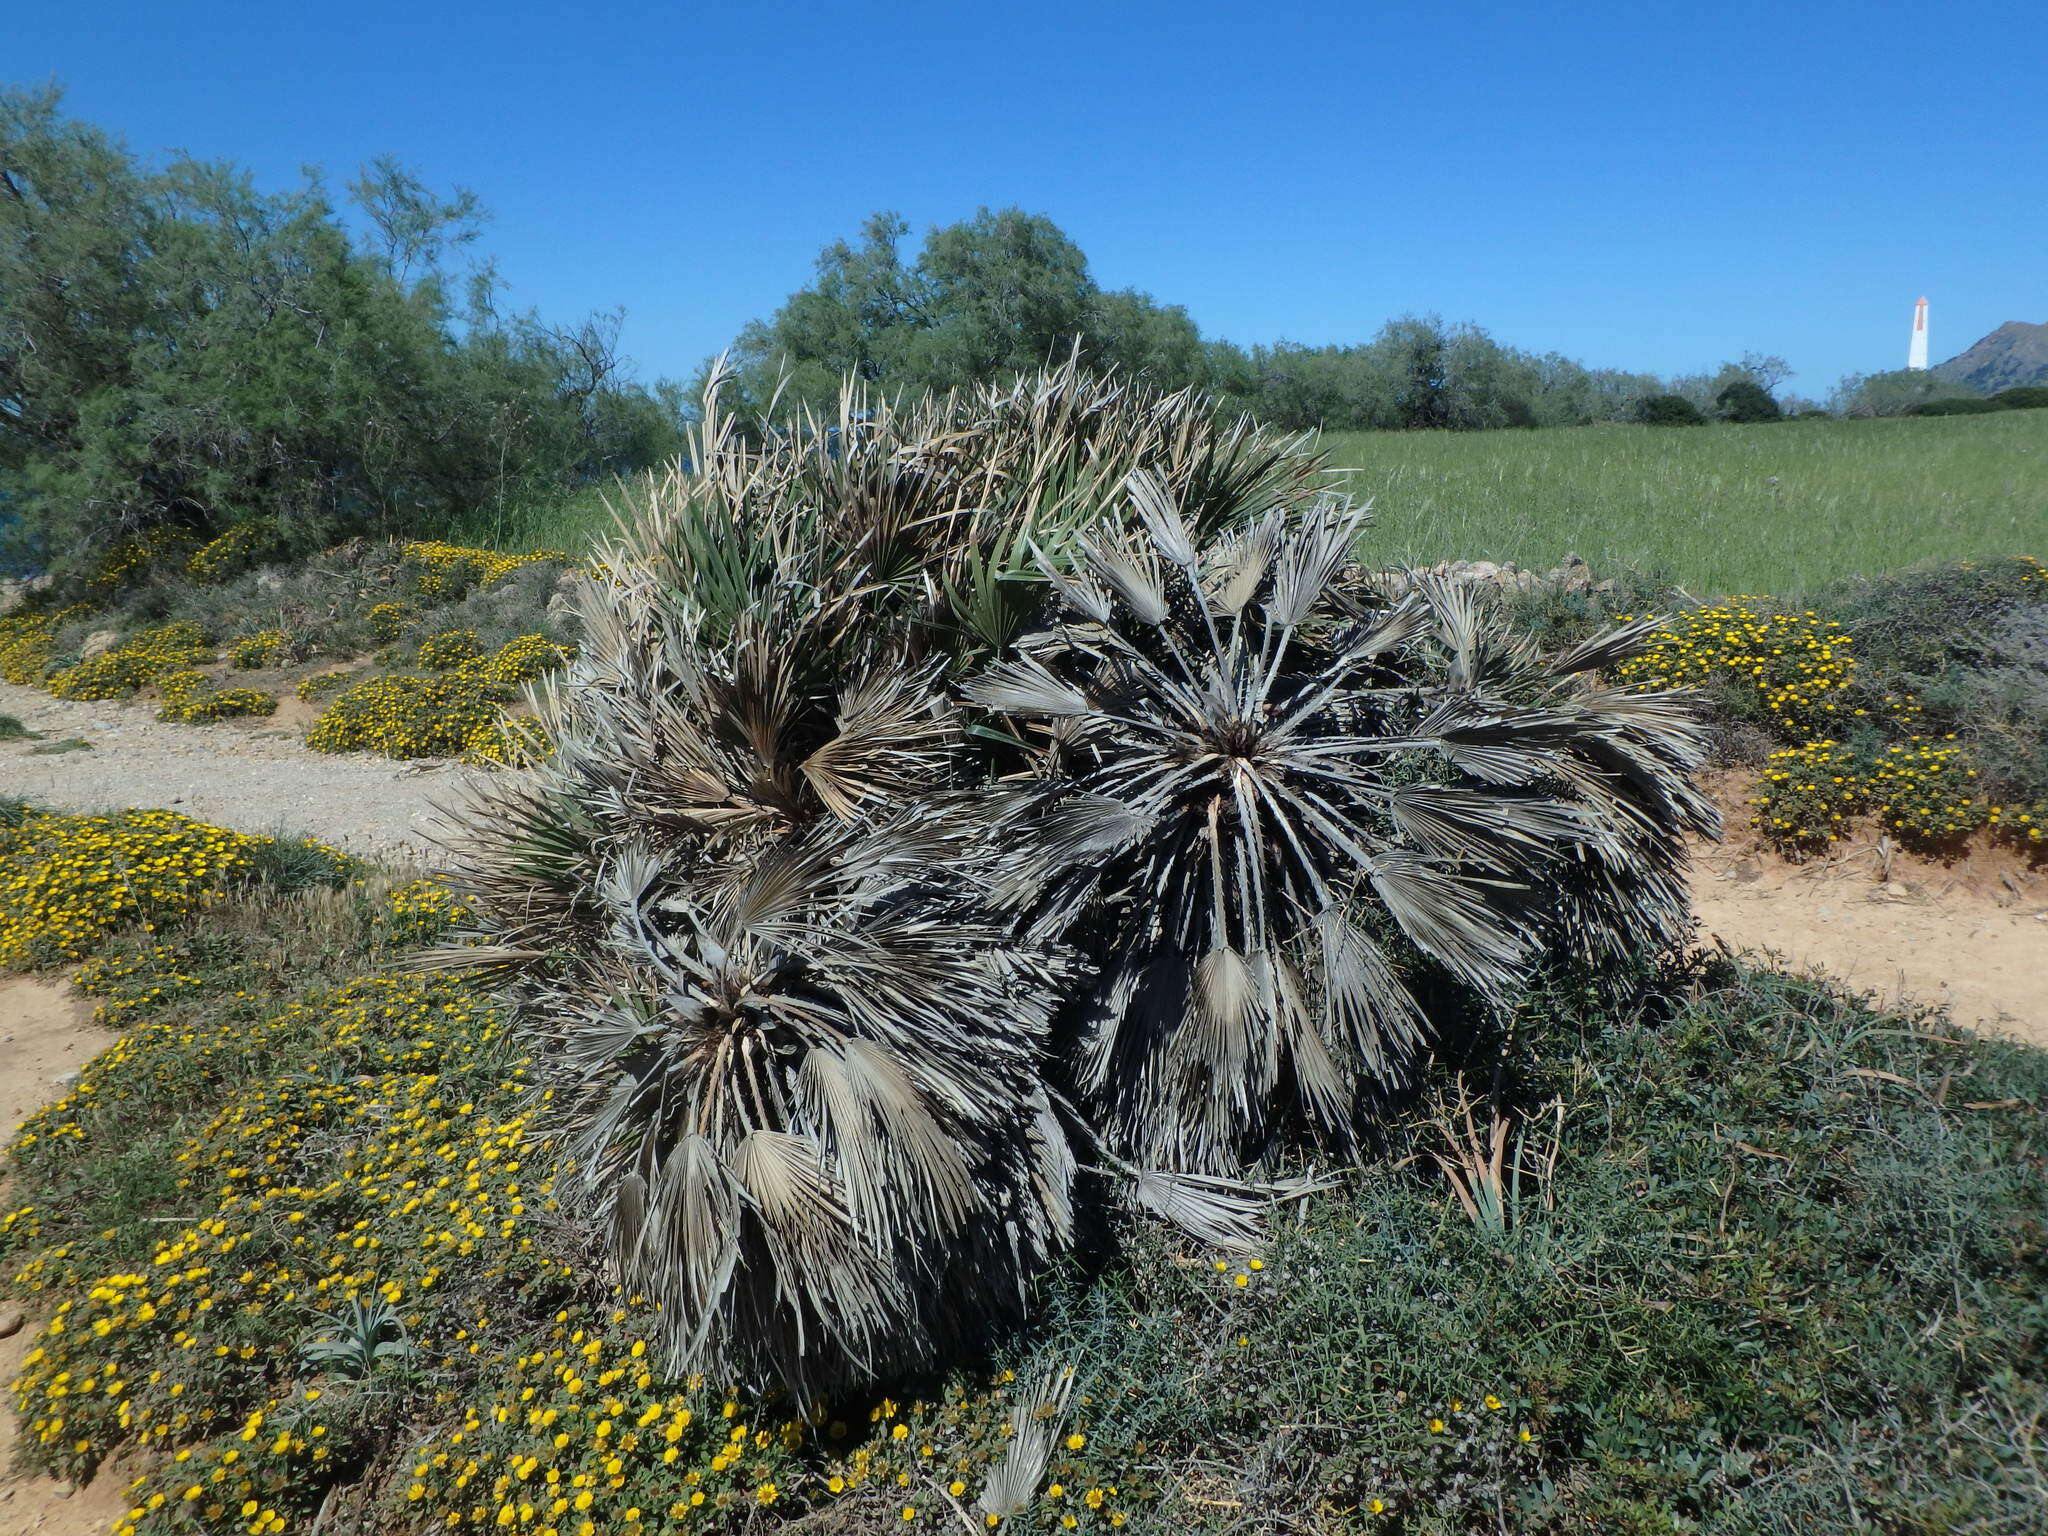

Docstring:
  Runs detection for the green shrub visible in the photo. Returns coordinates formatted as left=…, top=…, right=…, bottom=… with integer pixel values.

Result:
left=414, top=627, right=484, bottom=669
left=305, top=673, right=499, bottom=757
left=1911, top=396, right=2006, bottom=416
left=1635, top=393, right=1704, bottom=426
left=44, top=622, right=211, bottom=700
left=154, top=670, right=278, bottom=724
left=1989, top=384, right=2048, bottom=410
left=227, top=628, right=291, bottom=668
left=1714, top=377, right=1781, bottom=423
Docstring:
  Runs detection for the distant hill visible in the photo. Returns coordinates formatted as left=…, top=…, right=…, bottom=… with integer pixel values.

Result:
left=1930, top=320, right=2048, bottom=391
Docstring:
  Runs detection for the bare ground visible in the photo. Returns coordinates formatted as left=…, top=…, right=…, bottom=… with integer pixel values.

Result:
left=0, top=680, right=452, bottom=863
left=1691, top=827, right=2048, bottom=1048
left=0, top=979, right=129, bottom=1533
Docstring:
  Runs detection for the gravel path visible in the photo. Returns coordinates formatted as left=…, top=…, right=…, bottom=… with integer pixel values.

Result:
left=0, top=681, right=456, bottom=863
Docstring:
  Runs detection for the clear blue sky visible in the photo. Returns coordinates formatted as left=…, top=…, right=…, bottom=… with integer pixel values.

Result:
left=15, top=1, right=2047, bottom=398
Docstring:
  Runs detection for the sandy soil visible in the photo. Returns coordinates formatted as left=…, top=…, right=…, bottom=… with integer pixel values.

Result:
left=1691, top=830, right=2048, bottom=1047
left=0, top=679, right=452, bottom=863
left=0, top=980, right=130, bottom=1533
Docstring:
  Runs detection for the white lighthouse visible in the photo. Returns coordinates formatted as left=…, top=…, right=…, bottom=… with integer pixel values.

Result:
left=1908, top=296, right=1930, bottom=370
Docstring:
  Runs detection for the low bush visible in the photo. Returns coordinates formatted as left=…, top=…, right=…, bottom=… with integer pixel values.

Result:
left=229, top=629, right=293, bottom=669
left=45, top=621, right=212, bottom=701
left=1635, top=393, right=1704, bottom=426
left=1989, top=384, right=2048, bottom=410
left=0, top=808, right=350, bottom=968
left=415, top=628, right=485, bottom=670
left=459, top=714, right=550, bottom=767
left=1822, top=555, right=2048, bottom=807
left=1617, top=561, right=2048, bottom=848
left=308, top=636, right=571, bottom=761
left=399, top=542, right=570, bottom=601
left=293, top=670, right=365, bottom=704
left=1911, top=397, right=2006, bottom=416
left=305, top=674, right=503, bottom=758
left=155, top=669, right=279, bottom=724
left=185, top=522, right=278, bottom=584
left=1614, top=599, right=1860, bottom=733
left=0, top=609, right=73, bottom=684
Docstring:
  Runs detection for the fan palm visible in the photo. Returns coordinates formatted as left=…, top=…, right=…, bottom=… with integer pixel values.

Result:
left=443, top=818, right=1075, bottom=1403
left=437, top=361, right=1717, bottom=1398
left=966, top=473, right=1716, bottom=1175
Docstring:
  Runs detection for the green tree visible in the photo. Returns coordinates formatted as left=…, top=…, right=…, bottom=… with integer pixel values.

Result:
left=0, top=84, right=684, bottom=576
left=1829, top=369, right=1981, bottom=418
left=726, top=208, right=1212, bottom=413
left=1637, top=393, right=1706, bottom=426
left=1715, top=378, right=1783, bottom=423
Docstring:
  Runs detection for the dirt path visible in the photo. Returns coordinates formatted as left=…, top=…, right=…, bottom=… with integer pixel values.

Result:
left=0, top=680, right=450, bottom=862
left=3, top=682, right=2044, bottom=1044
left=1690, top=834, right=2048, bottom=1047
left=0, top=979, right=128, bottom=1534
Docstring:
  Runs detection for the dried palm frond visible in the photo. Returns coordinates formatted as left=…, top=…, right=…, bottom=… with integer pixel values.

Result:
left=607, top=354, right=1335, bottom=668
left=452, top=817, right=1074, bottom=1404
left=968, top=473, right=1716, bottom=1176
left=976, top=1365, right=1080, bottom=1518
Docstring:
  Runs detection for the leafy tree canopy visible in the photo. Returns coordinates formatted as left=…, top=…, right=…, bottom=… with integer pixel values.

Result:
left=0, top=83, right=685, bottom=576
left=724, top=211, right=1684, bottom=435
left=724, top=208, right=1208, bottom=411
left=1715, top=377, right=1783, bottom=423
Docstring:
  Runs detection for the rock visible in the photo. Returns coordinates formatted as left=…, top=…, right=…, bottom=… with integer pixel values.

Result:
left=52, top=1068, right=81, bottom=1089
left=80, top=629, right=120, bottom=660
left=0, top=1306, right=24, bottom=1339
left=254, top=567, right=287, bottom=594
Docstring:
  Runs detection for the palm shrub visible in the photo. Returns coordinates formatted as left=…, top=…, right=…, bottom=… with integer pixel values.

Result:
left=965, top=475, right=1717, bottom=1174
left=438, top=819, right=1075, bottom=1403
left=437, top=362, right=1716, bottom=1398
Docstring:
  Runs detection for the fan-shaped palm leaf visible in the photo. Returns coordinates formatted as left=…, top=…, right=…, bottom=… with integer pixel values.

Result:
left=969, top=477, right=1716, bottom=1175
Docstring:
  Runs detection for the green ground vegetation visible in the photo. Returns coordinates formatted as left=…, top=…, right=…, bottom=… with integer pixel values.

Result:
left=1326, top=410, right=2048, bottom=594
left=493, top=411, right=2047, bottom=599
left=0, top=802, right=2041, bottom=1534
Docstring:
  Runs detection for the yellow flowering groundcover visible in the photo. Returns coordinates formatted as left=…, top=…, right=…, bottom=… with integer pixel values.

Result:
left=307, top=634, right=569, bottom=762
left=1621, top=567, right=2047, bottom=850
left=0, top=809, right=263, bottom=968
left=0, top=835, right=1145, bottom=1535
left=400, top=543, right=570, bottom=600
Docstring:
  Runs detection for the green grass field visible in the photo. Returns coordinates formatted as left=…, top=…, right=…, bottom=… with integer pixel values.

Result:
left=1325, top=410, right=2048, bottom=594
left=481, top=410, right=2048, bottom=599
